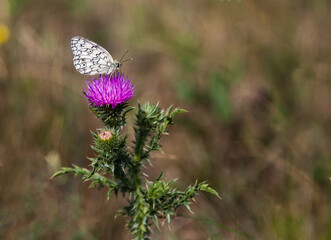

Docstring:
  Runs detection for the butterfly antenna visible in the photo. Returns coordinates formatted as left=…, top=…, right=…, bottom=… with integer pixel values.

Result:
left=119, top=50, right=130, bottom=62
left=121, top=58, right=134, bottom=63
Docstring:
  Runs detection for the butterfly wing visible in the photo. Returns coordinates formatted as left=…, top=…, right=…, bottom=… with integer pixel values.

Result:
left=71, top=36, right=116, bottom=75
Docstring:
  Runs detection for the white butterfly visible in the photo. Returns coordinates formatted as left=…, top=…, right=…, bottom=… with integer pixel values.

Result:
left=71, top=36, right=127, bottom=75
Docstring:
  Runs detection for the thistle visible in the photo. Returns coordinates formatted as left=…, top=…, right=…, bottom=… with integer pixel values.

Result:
left=84, top=74, right=135, bottom=108
left=84, top=74, right=135, bottom=129
left=52, top=73, right=220, bottom=240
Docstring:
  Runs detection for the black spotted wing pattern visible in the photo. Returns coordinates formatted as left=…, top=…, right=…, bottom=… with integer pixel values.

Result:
left=71, top=36, right=116, bottom=75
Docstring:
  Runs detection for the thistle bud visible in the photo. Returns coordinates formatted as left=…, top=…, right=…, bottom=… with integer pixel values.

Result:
left=99, top=130, right=113, bottom=141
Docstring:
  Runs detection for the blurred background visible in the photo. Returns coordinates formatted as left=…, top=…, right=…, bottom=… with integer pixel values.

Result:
left=0, top=0, right=330, bottom=239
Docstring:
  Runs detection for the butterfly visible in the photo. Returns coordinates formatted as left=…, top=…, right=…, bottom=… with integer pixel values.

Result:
left=71, top=36, right=130, bottom=75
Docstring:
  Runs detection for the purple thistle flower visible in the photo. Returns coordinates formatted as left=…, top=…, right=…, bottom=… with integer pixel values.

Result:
left=84, top=74, right=135, bottom=108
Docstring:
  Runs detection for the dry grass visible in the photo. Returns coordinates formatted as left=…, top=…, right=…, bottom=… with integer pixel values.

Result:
left=0, top=0, right=330, bottom=239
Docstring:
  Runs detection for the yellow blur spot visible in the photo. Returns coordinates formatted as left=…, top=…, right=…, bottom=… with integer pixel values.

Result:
left=0, top=24, right=10, bottom=45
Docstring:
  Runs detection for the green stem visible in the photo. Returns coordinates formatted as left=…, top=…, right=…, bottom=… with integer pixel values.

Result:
left=132, top=125, right=150, bottom=239
left=133, top=187, right=150, bottom=240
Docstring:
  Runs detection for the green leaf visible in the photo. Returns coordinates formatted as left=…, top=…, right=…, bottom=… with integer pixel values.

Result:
left=50, top=170, right=66, bottom=179
left=184, top=204, right=193, bottom=213
left=51, top=167, right=75, bottom=179
left=199, top=184, right=221, bottom=199
left=107, top=188, right=114, bottom=200
left=165, top=105, right=173, bottom=116
left=156, top=171, right=163, bottom=181
left=166, top=213, right=171, bottom=224
left=153, top=215, right=160, bottom=230
left=170, top=108, right=188, bottom=118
